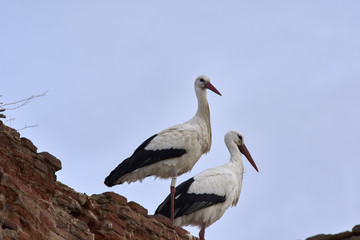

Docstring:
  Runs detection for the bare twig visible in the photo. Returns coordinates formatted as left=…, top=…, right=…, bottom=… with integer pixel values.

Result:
left=4, top=116, right=15, bottom=127
left=1, top=91, right=48, bottom=110
left=16, top=124, right=39, bottom=131
left=0, top=91, right=47, bottom=131
left=3, top=115, right=39, bottom=131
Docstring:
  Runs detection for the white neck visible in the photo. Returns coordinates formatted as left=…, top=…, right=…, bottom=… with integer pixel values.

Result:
left=226, top=141, right=245, bottom=175
left=195, top=88, right=210, bottom=119
left=193, top=87, right=211, bottom=152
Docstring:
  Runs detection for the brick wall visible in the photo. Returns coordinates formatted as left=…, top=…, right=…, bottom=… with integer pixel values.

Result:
left=0, top=121, right=197, bottom=240
left=306, top=225, right=360, bottom=240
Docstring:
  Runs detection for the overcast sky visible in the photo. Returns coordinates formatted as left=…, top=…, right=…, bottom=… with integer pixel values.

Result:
left=1, top=1, right=360, bottom=239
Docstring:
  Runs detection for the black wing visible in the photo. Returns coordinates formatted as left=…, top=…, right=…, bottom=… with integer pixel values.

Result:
left=155, top=177, right=226, bottom=218
left=104, top=134, right=186, bottom=187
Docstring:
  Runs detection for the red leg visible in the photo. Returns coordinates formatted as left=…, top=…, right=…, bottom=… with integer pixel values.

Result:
left=170, top=186, right=176, bottom=225
left=199, top=223, right=206, bottom=240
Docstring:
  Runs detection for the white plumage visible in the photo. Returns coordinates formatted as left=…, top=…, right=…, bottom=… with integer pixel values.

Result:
left=104, top=75, right=221, bottom=223
left=155, top=130, right=259, bottom=240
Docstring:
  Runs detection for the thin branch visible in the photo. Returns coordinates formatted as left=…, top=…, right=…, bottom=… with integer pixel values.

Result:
left=16, top=124, right=39, bottom=131
left=1, top=91, right=48, bottom=110
left=0, top=92, right=47, bottom=132
left=4, top=117, right=15, bottom=125
left=2, top=116, right=38, bottom=131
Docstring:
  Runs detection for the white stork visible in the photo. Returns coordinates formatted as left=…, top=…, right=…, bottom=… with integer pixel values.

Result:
left=104, top=75, right=221, bottom=223
left=155, top=130, right=259, bottom=240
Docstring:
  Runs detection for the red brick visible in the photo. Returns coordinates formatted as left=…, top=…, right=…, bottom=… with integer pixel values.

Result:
left=3, top=230, right=19, bottom=240
left=175, top=226, right=190, bottom=237
left=152, top=214, right=173, bottom=228
left=29, top=169, right=47, bottom=185
left=0, top=195, right=4, bottom=210
left=54, top=227, right=80, bottom=240
left=7, top=173, right=26, bottom=190
left=100, top=211, right=125, bottom=227
left=3, top=188, right=18, bottom=203
left=3, top=217, right=19, bottom=230
left=69, top=224, right=92, bottom=239
left=56, top=192, right=73, bottom=206
left=128, top=201, right=148, bottom=216
left=163, top=229, right=179, bottom=240
left=134, top=229, right=152, bottom=240
left=119, top=207, right=141, bottom=223
left=38, top=199, right=51, bottom=210
left=141, top=217, right=163, bottom=235
left=34, top=159, right=49, bottom=174
left=23, top=224, right=46, bottom=239
left=16, top=150, right=34, bottom=164
left=90, top=193, right=107, bottom=204
left=55, top=215, right=69, bottom=230
left=87, top=216, right=102, bottom=232
left=93, top=230, right=106, bottom=239
left=106, top=221, right=125, bottom=236
left=11, top=203, right=36, bottom=223
left=77, top=193, right=87, bottom=206
left=353, top=225, right=360, bottom=235
left=16, top=179, right=34, bottom=198
left=20, top=137, right=37, bottom=153
left=83, top=197, right=96, bottom=210
left=57, top=183, right=79, bottom=199
left=124, top=231, right=133, bottom=239
left=126, top=222, right=138, bottom=233
left=18, top=231, right=33, bottom=240
left=31, top=184, right=50, bottom=201
left=94, top=230, right=122, bottom=240
left=4, top=125, right=20, bottom=138
left=19, top=196, right=38, bottom=218
left=10, top=148, right=22, bottom=158
left=103, top=191, right=127, bottom=205
left=101, top=202, right=118, bottom=214
left=38, top=151, right=62, bottom=171
left=40, top=211, right=55, bottom=229
left=6, top=211, right=21, bottom=227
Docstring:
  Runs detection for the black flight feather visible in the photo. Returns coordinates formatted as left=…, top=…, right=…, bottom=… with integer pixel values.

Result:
left=155, top=177, right=226, bottom=218
left=104, top=134, right=186, bottom=187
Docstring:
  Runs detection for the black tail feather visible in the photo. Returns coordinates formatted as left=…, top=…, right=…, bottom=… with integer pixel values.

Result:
left=104, top=156, right=133, bottom=187
left=155, top=177, right=195, bottom=217
left=155, top=177, right=226, bottom=219
left=104, top=134, right=186, bottom=187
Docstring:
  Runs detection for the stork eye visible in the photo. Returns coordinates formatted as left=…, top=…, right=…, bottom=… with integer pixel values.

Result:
left=238, top=135, right=243, bottom=142
left=199, top=78, right=205, bottom=83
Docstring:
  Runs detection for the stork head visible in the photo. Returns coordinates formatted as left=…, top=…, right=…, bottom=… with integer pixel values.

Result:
left=225, top=130, right=259, bottom=172
left=194, top=75, right=222, bottom=96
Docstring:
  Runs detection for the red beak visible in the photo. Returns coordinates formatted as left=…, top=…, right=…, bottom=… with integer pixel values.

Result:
left=205, top=82, right=222, bottom=96
left=239, top=144, right=259, bottom=172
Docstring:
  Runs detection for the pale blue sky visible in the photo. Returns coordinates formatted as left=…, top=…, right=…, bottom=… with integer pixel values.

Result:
left=1, top=1, right=360, bottom=239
